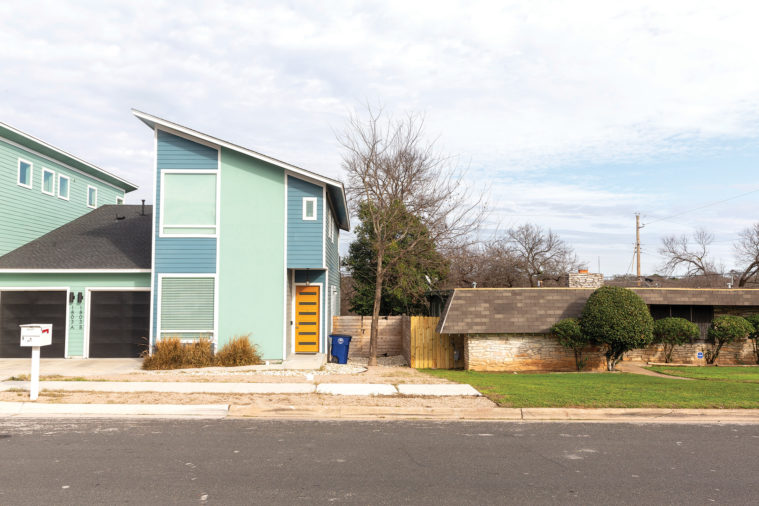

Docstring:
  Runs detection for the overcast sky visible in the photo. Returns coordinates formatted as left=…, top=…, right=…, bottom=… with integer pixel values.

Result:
left=2, top=0, right=758, bottom=276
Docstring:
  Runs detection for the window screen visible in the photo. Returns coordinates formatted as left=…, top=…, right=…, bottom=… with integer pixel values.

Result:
left=162, top=173, right=217, bottom=235
left=160, top=277, right=215, bottom=338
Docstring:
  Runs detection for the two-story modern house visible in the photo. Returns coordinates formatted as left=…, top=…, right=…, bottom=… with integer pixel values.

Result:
left=0, top=121, right=138, bottom=256
left=133, top=110, right=349, bottom=361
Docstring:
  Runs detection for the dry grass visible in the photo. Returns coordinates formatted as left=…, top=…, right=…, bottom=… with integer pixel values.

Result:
left=141, top=336, right=260, bottom=370
left=142, top=338, right=214, bottom=370
left=214, top=335, right=262, bottom=367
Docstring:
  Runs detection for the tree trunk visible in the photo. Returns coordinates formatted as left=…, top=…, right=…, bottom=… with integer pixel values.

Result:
left=368, top=251, right=384, bottom=367
left=606, top=355, right=615, bottom=371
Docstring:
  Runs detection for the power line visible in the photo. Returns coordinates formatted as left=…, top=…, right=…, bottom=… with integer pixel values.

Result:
left=644, top=187, right=759, bottom=227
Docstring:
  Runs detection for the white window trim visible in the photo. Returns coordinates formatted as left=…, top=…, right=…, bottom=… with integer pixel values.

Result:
left=303, top=197, right=317, bottom=220
left=17, top=158, right=33, bottom=189
left=116, top=196, right=124, bottom=205
left=87, top=185, right=97, bottom=208
left=41, top=168, right=56, bottom=196
left=156, top=273, right=218, bottom=345
left=58, top=174, right=70, bottom=201
left=158, top=169, right=219, bottom=238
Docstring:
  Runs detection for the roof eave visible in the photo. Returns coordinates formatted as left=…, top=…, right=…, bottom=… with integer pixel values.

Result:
left=132, top=109, right=350, bottom=230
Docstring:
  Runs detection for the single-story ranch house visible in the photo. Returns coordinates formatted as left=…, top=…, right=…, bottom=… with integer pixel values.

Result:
left=437, top=272, right=759, bottom=371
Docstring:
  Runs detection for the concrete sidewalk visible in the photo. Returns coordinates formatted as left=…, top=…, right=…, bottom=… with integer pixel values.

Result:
left=0, top=380, right=482, bottom=397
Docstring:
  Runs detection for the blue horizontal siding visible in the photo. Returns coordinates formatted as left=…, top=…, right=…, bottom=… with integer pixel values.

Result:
left=152, top=129, right=219, bottom=339
left=157, top=130, right=218, bottom=170
left=287, top=175, right=323, bottom=268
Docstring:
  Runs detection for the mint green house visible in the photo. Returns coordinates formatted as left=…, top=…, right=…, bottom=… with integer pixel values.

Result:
left=133, top=111, right=349, bottom=361
left=0, top=121, right=138, bottom=256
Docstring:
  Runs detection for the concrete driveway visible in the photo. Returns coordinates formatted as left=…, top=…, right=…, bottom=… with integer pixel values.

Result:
left=0, top=358, right=142, bottom=379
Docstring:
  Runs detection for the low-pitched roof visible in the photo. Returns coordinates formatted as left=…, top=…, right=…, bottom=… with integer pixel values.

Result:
left=0, top=205, right=152, bottom=271
left=132, top=109, right=350, bottom=231
left=0, top=122, right=138, bottom=192
left=437, top=287, right=759, bottom=334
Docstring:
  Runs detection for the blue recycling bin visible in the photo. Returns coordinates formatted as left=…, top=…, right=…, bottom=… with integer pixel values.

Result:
left=329, top=334, right=352, bottom=364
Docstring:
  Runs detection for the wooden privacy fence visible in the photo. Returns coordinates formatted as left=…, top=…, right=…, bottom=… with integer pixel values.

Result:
left=408, top=316, right=464, bottom=369
left=332, top=315, right=464, bottom=369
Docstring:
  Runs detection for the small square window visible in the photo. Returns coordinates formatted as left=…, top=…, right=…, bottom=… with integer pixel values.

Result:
left=116, top=197, right=124, bottom=205
left=87, top=186, right=97, bottom=208
left=42, top=168, right=55, bottom=195
left=303, top=197, right=317, bottom=220
left=17, top=159, right=32, bottom=188
left=58, top=175, right=70, bottom=200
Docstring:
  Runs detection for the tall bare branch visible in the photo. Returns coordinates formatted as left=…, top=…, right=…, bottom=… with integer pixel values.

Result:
left=658, top=228, right=718, bottom=276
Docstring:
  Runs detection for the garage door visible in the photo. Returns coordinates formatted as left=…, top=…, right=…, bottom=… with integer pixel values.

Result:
left=88, top=291, right=150, bottom=358
left=0, top=291, right=67, bottom=358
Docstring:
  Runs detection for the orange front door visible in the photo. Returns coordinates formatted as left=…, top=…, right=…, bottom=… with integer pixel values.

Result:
left=295, top=285, right=320, bottom=353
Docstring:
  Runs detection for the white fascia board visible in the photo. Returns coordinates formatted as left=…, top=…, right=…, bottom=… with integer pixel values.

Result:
left=0, top=122, right=139, bottom=191
left=132, top=108, right=349, bottom=227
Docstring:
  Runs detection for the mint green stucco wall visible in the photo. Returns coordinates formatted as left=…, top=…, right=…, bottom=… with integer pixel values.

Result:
left=0, top=272, right=150, bottom=357
left=0, top=137, right=127, bottom=256
left=218, top=148, right=285, bottom=360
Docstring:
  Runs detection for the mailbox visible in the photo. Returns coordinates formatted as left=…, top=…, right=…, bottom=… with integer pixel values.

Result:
left=19, top=324, right=52, bottom=347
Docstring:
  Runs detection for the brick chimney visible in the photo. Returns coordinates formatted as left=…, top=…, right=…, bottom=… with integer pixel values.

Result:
left=562, top=270, right=604, bottom=288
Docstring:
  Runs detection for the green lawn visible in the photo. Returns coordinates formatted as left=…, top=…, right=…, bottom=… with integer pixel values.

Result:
left=422, top=369, right=759, bottom=408
left=646, top=365, right=759, bottom=383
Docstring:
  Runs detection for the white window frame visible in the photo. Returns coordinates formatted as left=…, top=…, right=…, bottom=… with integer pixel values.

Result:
left=116, top=196, right=124, bottom=205
left=302, top=197, right=317, bottom=220
left=41, top=168, right=56, bottom=196
left=87, top=185, right=97, bottom=208
left=17, top=158, right=33, bottom=189
left=57, top=174, right=70, bottom=201
left=159, top=169, right=220, bottom=238
left=156, top=273, right=218, bottom=345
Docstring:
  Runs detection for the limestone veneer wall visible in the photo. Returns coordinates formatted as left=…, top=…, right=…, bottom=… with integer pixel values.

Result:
left=465, top=333, right=758, bottom=371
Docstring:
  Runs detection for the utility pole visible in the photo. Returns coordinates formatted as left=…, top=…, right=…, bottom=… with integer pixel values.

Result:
left=635, top=213, right=642, bottom=286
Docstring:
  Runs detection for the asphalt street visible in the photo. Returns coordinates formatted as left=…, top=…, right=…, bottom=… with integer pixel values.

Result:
left=0, top=418, right=756, bottom=505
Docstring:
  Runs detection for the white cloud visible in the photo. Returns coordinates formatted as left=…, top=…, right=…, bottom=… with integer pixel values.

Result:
left=0, top=0, right=757, bottom=275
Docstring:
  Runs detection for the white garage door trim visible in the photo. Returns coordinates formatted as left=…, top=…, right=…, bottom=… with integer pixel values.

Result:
left=84, top=287, right=151, bottom=359
left=0, top=287, right=70, bottom=358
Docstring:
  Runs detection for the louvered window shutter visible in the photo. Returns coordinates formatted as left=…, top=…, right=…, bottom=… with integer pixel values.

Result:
left=160, top=277, right=215, bottom=338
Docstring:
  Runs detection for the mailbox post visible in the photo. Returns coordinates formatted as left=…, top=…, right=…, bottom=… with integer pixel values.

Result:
left=19, top=324, right=52, bottom=401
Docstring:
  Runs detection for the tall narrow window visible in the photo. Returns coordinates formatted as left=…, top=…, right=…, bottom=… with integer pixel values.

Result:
left=17, top=159, right=32, bottom=188
left=42, top=168, right=55, bottom=195
left=87, top=186, right=98, bottom=208
left=58, top=175, right=70, bottom=200
left=161, top=172, right=218, bottom=236
left=303, top=197, right=317, bottom=220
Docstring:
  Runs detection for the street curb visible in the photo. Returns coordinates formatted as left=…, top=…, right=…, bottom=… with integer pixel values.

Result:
left=228, top=405, right=759, bottom=423
left=0, top=401, right=229, bottom=418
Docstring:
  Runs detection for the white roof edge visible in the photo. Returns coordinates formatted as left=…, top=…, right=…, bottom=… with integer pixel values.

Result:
left=0, top=121, right=139, bottom=191
left=131, top=109, right=349, bottom=222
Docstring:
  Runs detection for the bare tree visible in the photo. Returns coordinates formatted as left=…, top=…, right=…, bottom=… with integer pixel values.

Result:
left=735, top=223, right=759, bottom=287
left=339, top=107, right=485, bottom=366
left=506, top=224, right=579, bottom=286
left=443, top=239, right=522, bottom=288
left=658, top=229, right=719, bottom=276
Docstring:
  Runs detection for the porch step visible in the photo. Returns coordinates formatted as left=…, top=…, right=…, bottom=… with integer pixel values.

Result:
left=284, top=353, right=326, bottom=370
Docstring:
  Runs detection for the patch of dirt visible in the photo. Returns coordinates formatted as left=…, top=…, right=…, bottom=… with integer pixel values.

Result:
left=0, top=390, right=495, bottom=408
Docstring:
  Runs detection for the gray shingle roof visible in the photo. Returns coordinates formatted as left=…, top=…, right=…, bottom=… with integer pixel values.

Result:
left=0, top=205, right=152, bottom=270
left=437, top=287, right=759, bottom=334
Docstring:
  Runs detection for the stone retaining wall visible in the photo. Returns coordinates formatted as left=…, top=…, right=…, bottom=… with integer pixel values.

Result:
left=464, top=333, right=758, bottom=371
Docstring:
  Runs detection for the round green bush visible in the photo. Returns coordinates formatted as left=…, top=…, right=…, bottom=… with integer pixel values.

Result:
left=744, top=314, right=759, bottom=340
left=551, top=317, right=591, bottom=371
left=705, top=315, right=753, bottom=364
left=580, top=286, right=653, bottom=370
left=652, top=317, right=700, bottom=363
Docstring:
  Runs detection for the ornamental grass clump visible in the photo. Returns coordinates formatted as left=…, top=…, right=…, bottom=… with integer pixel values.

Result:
left=580, top=286, right=653, bottom=371
left=214, top=335, right=262, bottom=367
left=652, top=317, right=700, bottom=363
left=141, top=337, right=214, bottom=370
left=705, top=315, right=753, bottom=364
left=550, top=317, right=591, bottom=371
